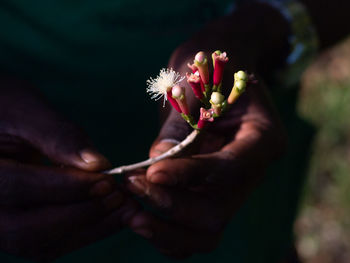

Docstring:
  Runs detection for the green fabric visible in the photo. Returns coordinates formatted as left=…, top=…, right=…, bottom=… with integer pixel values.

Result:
left=0, top=1, right=313, bottom=262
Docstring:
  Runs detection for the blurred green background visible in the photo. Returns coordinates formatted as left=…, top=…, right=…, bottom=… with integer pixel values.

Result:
left=295, top=36, right=350, bottom=263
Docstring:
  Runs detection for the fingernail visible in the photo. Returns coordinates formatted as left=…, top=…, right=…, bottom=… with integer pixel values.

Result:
left=133, top=228, right=153, bottom=239
left=79, top=149, right=111, bottom=170
left=103, top=191, right=124, bottom=211
left=159, top=139, right=180, bottom=145
left=90, top=180, right=113, bottom=197
left=80, top=149, right=103, bottom=164
left=150, top=141, right=177, bottom=158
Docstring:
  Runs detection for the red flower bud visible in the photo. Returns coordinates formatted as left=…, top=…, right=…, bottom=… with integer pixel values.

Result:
left=172, top=85, right=189, bottom=115
left=212, top=51, right=229, bottom=86
left=167, top=91, right=182, bottom=113
left=186, top=73, right=203, bottom=99
left=197, top=119, right=206, bottom=129
left=194, top=51, right=210, bottom=85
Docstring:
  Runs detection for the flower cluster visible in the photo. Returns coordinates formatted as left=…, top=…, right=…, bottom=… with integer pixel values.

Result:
left=146, top=51, right=254, bottom=130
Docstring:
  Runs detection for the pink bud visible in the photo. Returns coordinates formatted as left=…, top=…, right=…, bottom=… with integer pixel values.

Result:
left=186, top=73, right=203, bottom=99
left=171, top=85, right=184, bottom=99
left=172, top=85, right=189, bottom=115
left=167, top=91, right=181, bottom=113
left=212, top=51, right=229, bottom=86
left=195, top=51, right=206, bottom=63
left=200, top=108, right=214, bottom=121
left=194, top=52, right=210, bottom=85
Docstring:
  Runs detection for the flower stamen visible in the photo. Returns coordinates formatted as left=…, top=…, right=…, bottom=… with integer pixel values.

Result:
left=146, top=68, right=185, bottom=106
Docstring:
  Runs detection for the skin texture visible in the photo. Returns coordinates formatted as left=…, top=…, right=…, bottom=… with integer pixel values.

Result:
left=125, top=3, right=290, bottom=259
left=0, top=78, right=140, bottom=262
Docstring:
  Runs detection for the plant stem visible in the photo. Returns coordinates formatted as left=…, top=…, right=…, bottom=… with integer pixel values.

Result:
left=104, top=130, right=200, bottom=175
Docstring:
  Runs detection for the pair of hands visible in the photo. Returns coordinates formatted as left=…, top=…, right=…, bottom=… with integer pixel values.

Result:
left=0, top=4, right=289, bottom=261
left=0, top=72, right=285, bottom=262
left=125, top=4, right=289, bottom=256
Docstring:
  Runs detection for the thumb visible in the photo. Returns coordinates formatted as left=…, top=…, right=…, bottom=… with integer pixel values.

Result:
left=149, top=140, right=178, bottom=158
left=31, top=119, right=111, bottom=172
left=149, top=109, right=193, bottom=158
left=1, top=80, right=110, bottom=171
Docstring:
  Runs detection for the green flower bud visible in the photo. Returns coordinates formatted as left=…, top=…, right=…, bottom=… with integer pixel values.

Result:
left=235, top=80, right=246, bottom=93
left=236, top=70, right=248, bottom=81
left=210, top=92, right=225, bottom=105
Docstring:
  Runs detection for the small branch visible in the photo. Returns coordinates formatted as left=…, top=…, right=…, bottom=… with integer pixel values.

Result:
left=104, top=130, right=200, bottom=175
left=181, top=113, right=199, bottom=130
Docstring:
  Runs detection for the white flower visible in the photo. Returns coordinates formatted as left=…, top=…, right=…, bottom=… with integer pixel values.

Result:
left=146, top=68, right=185, bottom=106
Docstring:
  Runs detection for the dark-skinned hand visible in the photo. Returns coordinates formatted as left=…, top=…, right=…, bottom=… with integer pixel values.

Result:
left=124, top=3, right=289, bottom=259
left=0, top=78, right=139, bottom=262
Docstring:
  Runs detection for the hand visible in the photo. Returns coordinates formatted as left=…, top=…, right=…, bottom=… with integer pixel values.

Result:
left=124, top=5, right=289, bottom=255
left=125, top=78, right=286, bottom=258
left=0, top=78, right=139, bottom=261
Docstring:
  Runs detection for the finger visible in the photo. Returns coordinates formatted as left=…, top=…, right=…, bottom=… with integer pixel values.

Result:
left=149, top=109, right=193, bottom=158
left=1, top=81, right=110, bottom=171
left=147, top=121, right=273, bottom=187
left=127, top=211, right=220, bottom=258
left=148, top=78, right=286, bottom=187
left=149, top=140, right=177, bottom=158
left=126, top=174, right=228, bottom=232
left=1, top=190, right=124, bottom=261
left=0, top=134, right=42, bottom=164
left=27, top=118, right=110, bottom=172
left=0, top=160, right=117, bottom=206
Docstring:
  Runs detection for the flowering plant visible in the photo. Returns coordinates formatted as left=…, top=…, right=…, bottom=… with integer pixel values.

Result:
left=106, top=51, right=256, bottom=174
